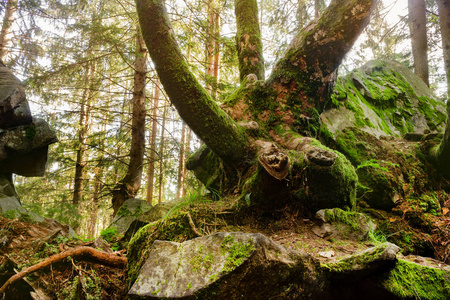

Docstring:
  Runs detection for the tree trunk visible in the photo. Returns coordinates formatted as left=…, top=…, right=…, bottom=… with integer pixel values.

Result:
left=433, top=0, right=450, bottom=175
left=0, top=0, right=18, bottom=63
left=135, top=0, right=376, bottom=209
left=112, top=30, right=148, bottom=215
left=408, top=0, right=429, bottom=86
left=235, top=0, right=265, bottom=81
left=176, top=122, right=187, bottom=198
left=146, top=82, right=160, bottom=204
left=182, top=127, right=191, bottom=197
left=72, top=62, right=95, bottom=206
left=205, top=0, right=221, bottom=96
left=158, top=102, right=167, bottom=203
left=315, top=0, right=325, bottom=19
left=135, top=0, right=248, bottom=166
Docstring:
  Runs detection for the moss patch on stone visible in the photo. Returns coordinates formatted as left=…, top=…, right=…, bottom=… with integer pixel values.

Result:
left=382, top=259, right=450, bottom=299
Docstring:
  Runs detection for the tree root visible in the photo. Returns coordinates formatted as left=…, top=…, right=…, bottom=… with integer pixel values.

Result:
left=0, top=246, right=127, bottom=294
left=186, top=212, right=203, bottom=237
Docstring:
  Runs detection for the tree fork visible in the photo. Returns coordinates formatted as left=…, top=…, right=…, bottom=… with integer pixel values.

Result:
left=269, top=0, right=376, bottom=111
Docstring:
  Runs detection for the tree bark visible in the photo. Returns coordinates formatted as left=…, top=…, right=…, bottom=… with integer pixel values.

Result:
left=135, top=0, right=248, bottom=166
left=438, top=0, right=450, bottom=98
left=158, top=102, right=167, bottom=203
left=0, top=0, right=18, bottom=63
left=315, top=0, right=325, bottom=19
left=235, top=0, right=265, bottom=81
left=433, top=0, right=450, bottom=176
left=146, top=83, right=160, bottom=204
left=112, top=30, right=147, bottom=215
left=72, top=62, right=95, bottom=207
left=408, top=0, right=429, bottom=86
left=268, top=0, right=375, bottom=111
left=176, top=122, right=187, bottom=198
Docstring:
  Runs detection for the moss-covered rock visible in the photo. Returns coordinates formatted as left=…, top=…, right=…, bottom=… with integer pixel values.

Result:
left=382, top=258, right=450, bottom=299
left=322, top=60, right=446, bottom=139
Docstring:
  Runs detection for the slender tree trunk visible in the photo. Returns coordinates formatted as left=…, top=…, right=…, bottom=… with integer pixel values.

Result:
left=437, top=0, right=450, bottom=98
left=0, top=0, right=18, bottom=62
left=158, top=102, right=167, bottom=203
left=176, top=122, right=187, bottom=198
left=205, top=1, right=221, bottom=97
left=73, top=62, right=95, bottom=206
left=182, top=127, right=191, bottom=197
left=408, top=0, right=429, bottom=86
left=112, top=31, right=148, bottom=215
left=433, top=0, right=450, bottom=175
left=146, top=82, right=160, bottom=204
left=235, top=0, right=265, bottom=81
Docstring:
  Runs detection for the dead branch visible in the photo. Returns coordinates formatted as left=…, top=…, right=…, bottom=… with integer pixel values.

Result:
left=0, top=246, right=127, bottom=294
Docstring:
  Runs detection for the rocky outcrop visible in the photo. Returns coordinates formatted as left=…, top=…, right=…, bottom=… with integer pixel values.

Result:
left=127, top=229, right=449, bottom=299
left=322, top=60, right=446, bottom=139
left=0, top=65, right=57, bottom=216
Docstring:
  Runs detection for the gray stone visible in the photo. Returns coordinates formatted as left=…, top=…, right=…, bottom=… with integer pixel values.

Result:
left=323, top=242, right=400, bottom=277
left=128, top=232, right=318, bottom=299
left=0, top=67, right=32, bottom=129
left=312, top=208, right=376, bottom=241
left=108, top=198, right=153, bottom=235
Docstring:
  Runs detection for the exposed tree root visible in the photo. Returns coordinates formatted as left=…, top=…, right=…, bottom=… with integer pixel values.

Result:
left=0, top=246, right=127, bottom=294
left=186, top=212, right=203, bottom=237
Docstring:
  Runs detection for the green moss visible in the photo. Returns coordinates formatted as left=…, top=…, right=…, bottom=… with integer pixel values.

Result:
left=323, top=208, right=363, bottom=231
left=321, top=243, right=389, bottom=274
left=190, top=245, right=215, bottom=272
left=382, top=259, right=450, bottom=299
left=220, top=235, right=254, bottom=273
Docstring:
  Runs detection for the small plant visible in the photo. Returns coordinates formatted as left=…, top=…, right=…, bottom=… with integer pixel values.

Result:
left=100, top=227, right=119, bottom=243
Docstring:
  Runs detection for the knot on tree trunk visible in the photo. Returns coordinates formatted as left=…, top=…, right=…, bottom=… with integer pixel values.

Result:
left=305, top=147, right=337, bottom=167
left=258, top=143, right=289, bottom=180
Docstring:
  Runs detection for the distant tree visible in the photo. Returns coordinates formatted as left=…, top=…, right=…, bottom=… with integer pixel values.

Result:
left=408, top=0, right=429, bottom=85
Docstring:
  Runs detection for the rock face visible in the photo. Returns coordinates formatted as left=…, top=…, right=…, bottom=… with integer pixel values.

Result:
left=0, top=65, right=57, bottom=215
left=127, top=228, right=449, bottom=299
left=128, top=232, right=321, bottom=299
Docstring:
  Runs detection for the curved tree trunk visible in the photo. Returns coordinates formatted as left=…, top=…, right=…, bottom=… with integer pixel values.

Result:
left=135, top=0, right=376, bottom=209
left=408, top=0, right=429, bottom=86
left=135, top=0, right=248, bottom=166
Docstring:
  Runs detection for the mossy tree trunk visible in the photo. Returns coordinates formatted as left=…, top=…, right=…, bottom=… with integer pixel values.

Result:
left=135, top=0, right=376, bottom=211
left=235, top=0, right=265, bottom=81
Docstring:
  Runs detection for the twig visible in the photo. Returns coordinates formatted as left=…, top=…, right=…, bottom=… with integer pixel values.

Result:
left=186, top=212, right=203, bottom=237
left=0, top=246, right=127, bottom=294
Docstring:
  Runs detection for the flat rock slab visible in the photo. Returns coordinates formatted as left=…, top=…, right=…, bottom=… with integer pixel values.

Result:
left=128, top=232, right=317, bottom=299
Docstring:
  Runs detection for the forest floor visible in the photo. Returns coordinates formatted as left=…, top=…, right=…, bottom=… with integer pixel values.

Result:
left=1, top=193, right=450, bottom=299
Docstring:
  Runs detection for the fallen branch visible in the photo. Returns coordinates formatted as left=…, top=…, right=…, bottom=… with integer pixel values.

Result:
left=0, top=246, right=127, bottom=294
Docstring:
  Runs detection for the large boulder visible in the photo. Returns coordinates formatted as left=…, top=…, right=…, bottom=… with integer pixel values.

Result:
left=0, top=64, right=57, bottom=216
left=322, top=60, right=446, bottom=139
left=128, top=232, right=321, bottom=299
